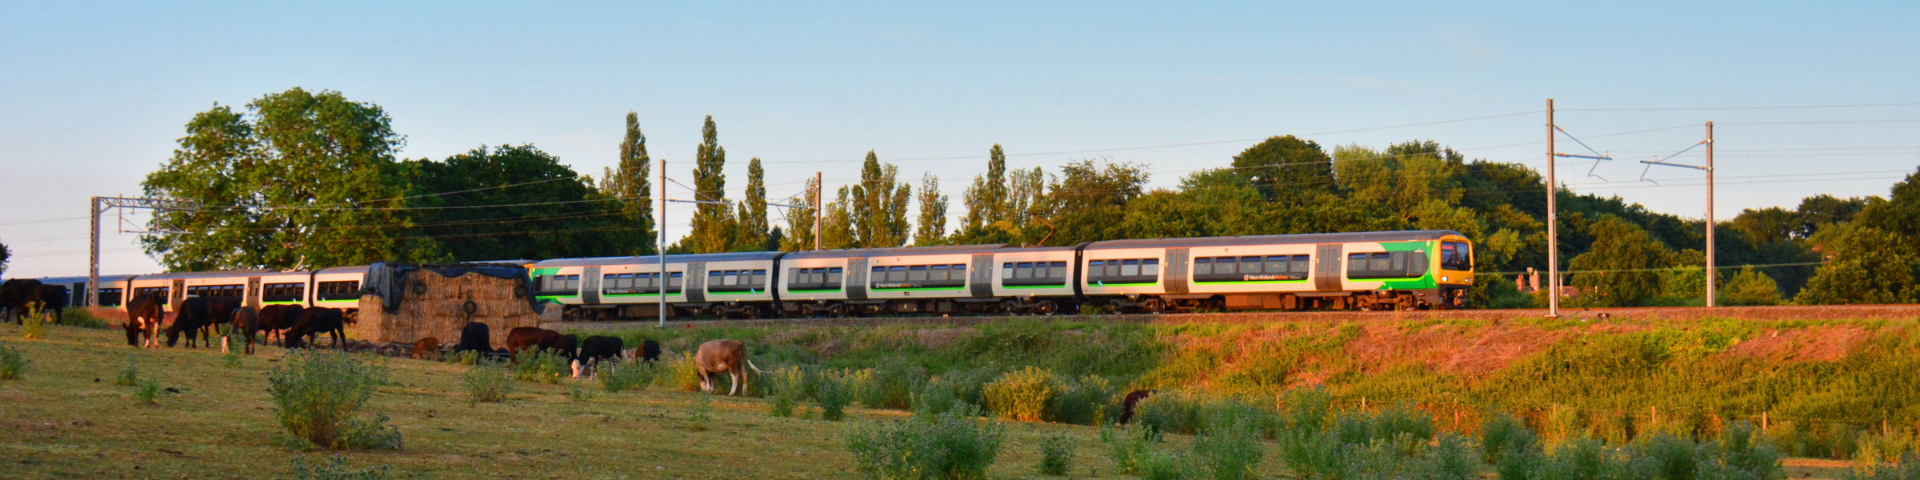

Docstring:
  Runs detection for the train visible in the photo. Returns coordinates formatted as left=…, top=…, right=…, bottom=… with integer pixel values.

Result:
left=34, top=230, right=1475, bottom=318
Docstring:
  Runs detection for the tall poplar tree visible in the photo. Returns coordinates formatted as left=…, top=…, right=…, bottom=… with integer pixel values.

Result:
left=599, top=111, right=656, bottom=255
left=915, top=172, right=948, bottom=246
left=780, top=176, right=818, bottom=251
left=850, top=151, right=911, bottom=248
left=821, top=186, right=856, bottom=249
left=733, top=157, right=769, bottom=251
left=686, top=116, right=735, bottom=253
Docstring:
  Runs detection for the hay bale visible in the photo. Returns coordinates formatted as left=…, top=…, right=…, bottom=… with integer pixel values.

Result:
left=355, top=267, right=541, bottom=348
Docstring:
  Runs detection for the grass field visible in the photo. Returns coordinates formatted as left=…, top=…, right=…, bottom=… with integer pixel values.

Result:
left=0, top=319, right=1894, bottom=479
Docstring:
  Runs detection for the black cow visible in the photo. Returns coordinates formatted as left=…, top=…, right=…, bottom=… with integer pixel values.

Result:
left=572, top=335, right=624, bottom=378
left=0, top=279, right=45, bottom=324
left=283, top=307, right=348, bottom=350
left=637, top=339, right=662, bottom=364
left=35, top=285, right=68, bottom=324
left=202, top=297, right=241, bottom=339
left=454, top=321, right=491, bottom=353
left=165, top=297, right=219, bottom=348
left=257, top=304, right=306, bottom=345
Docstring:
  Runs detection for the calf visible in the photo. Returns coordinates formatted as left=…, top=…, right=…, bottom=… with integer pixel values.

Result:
left=124, top=293, right=165, bottom=348
left=166, top=297, right=218, bottom=348
left=695, top=339, right=761, bottom=396
left=257, top=305, right=305, bottom=345
left=572, top=335, right=624, bottom=378
left=412, top=337, right=441, bottom=360
left=225, top=306, right=261, bottom=354
left=283, top=307, right=347, bottom=350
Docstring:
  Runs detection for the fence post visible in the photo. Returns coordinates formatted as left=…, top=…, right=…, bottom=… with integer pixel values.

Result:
left=1651, top=406, right=1658, bottom=431
left=1762, top=411, right=1769, bottom=431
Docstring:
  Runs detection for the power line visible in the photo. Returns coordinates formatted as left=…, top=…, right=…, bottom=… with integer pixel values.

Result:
left=1561, top=102, right=1920, bottom=112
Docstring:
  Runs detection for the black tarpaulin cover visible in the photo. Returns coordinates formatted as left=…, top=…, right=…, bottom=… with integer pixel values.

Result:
left=360, top=262, right=540, bottom=313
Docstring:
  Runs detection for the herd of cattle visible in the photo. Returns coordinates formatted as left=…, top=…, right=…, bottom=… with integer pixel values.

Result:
left=1, top=278, right=71, bottom=325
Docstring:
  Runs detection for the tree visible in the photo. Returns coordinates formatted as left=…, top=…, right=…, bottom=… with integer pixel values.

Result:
left=0, top=238, right=10, bottom=277
left=1719, top=266, right=1782, bottom=306
left=1568, top=216, right=1673, bottom=307
left=1797, top=224, right=1920, bottom=304
left=686, top=116, right=735, bottom=253
left=1231, top=135, right=1335, bottom=203
left=780, top=176, right=818, bottom=251
left=914, top=173, right=948, bottom=246
left=849, top=151, right=911, bottom=248
left=598, top=111, right=655, bottom=255
left=961, top=144, right=1009, bottom=231
left=1041, top=160, right=1149, bottom=245
left=820, top=186, right=857, bottom=249
left=1793, top=194, right=1869, bottom=239
left=141, top=88, right=432, bottom=271
left=402, top=144, right=624, bottom=261
left=733, top=158, right=769, bottom=251
left=1730, top=207, right=1797, bottom=245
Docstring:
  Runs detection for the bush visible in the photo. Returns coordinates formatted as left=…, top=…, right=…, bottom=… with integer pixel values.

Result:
left=1138, top=449, right=1198, bottom=480
left=1644, top=432, right=1702, bottom=480
left=598, top=359, right=655, bottom=393
left=268, top=350, right=401, bottom=450
left=846, top=408, right=1005, bottom=480
left=1048, top=375, right=1118, bottom=426
left=984, top=366, right=1055, bottom=422
left=1847, top=453, right=1920, bottom=480
left=463, top=360, right=514, bottom=404
left=293, top=455, right=391, bottom=480
left=1192, top=408, right=1265, bottom=480
left=115, top=355, right=139, bottom=386
left=511, top=348, right=568, bottom=384
left=1101, top=424, right=1163, bottom=475
left=915, top=368, right=991, bottom=416
left=1482, top=412, right=1535, bottom=464
left=133, top=374, right=162, bottom=404
left=57, top=308, right=112, bottom=329
left=1136, top=391, right=1207, bottom=436
left=817, top=372, right=853, bottom=421
left=20, top=307, right=45, bottom=339
left=0, top=342, right=26, bottom=380
left=451, top=350, right=480, bottom=366
left=1039, top=432, right=1075, bottom=476
left=768, top=366, right=807, bottom=417
left=662, top=351, right=705, bottom=391
left=1700, top=421, right=1784, bottom=480
left=857, top=361, right=924, bottom=410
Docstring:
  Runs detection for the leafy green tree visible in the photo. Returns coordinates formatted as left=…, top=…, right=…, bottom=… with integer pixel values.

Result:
left=401, top=144, right=622, bottom=261
left=914, top=173, right=948, bottom=246
left=141, top=88, right=433, bottom=270
left=686, top=116, right=735, bottom=253
left=1039, top=160, right=1148, bottom=245
left=780, top=176, right=818, bottom=251
left=598, top=111, right=655, bottom=255
left=1231, top=135, right=1335, bottom=203
left=1569, top=216, right=1673, bottom=307
left=1730, top=207, right=1797, bottom=245
left=820, top=186, right=857, bottom=249
left=962, top=144, right=1010, bottom=232
left=1719, top=266, right=1783, bottom=306
left=1797, top=224, right=1919, bottom=304
left=733, top=158, right=769, bottom=251
left=0, top=238, right=10, bottom=277
left=849, top=151, right=911, bottom=248
left=1793, top=194, right=1870, bottom=238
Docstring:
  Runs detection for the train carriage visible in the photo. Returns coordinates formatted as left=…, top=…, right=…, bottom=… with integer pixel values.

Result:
left=1080, top=230, right=1474, bottom=311
left=531, top=252, right=784, bottom=320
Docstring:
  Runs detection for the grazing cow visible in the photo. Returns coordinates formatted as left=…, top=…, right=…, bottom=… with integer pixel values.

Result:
left=0, top=279, right=45, bottom=324
left=638, top=339, right=662, bottom=364
left=695, top=339, right=761, bottom=396
left=283, top=307, right=347, bottom=350
left=35, top=284, right=69, bottom=324
left=453, top=322, right=491, bottom=354
left=505, top=327, right=566, bottom=362
left=555, top=334, right=580, bottom=360
left=203, top=296, right=241, bottom=335
left=256, top=305, right=305, bottom=345
left=572, top=335, right=624, bottom=378
left=225, top=306, right=261, bottom=355
left=1117, top=390, right=1157, bottom=425
left=166, top=297, right=219, bottom=348
left=124, top=293, right=166, bottom=348
left=412, top=337, right=441, bottom=360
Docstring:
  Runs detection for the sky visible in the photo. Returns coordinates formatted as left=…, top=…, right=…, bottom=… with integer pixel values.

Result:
left=2, top=1, right=1916, bottom=278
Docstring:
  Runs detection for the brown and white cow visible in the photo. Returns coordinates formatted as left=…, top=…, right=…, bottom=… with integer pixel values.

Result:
left=695, top=339, right=762, bottom=396
left=124, top=293, right=166, bottom=348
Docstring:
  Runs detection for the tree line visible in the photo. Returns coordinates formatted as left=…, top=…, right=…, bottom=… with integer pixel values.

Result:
left=139, top=87, right=1919, bottom=306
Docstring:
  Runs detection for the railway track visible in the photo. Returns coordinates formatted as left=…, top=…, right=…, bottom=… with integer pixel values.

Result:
left=545, top=304, right=1920, bottom=331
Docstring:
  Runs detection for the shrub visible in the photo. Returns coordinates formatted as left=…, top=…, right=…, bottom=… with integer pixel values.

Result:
left=1039, top=432, right=1075, bottom=476
left=1482, top=412, right=1535, bottom=464
left=293, top=455, right=391, bottom=480
left=223, top=347, right=243, bottom=368
left=845, top=408, right=1005, bottom=480
left=20, top=307, right=46, bottom=339
left=1700, top=421, right=1784, bottom=480
left=915, top=368, right=991, bottom=416
left=567, top=385, right=594, bottom=402
left=451, top=350, right=480, bottom=366
left=1846, top=453, right=1920, bottom=480
left=598, top=359, right=655, bottom=393
left=857, top=361, right=924, bottom=410
left=768, top=366, right=807, bottom=417
left=511, top=348, right=568, bottom=384
left=1137, top=391, right=1207, bottom=436
left=1644, top=432, right=1702, bottom=480
left=133, top=374, right=161, bottom=404
left=463, top=360, right=514, bottom=404
left=1192, top=409, right=1265, bottom=480
left=268, top=350, right=400, bottom=450
left=57, top=308, right=112, bottom=329
left=115, top=355, right=139, bottom=386
left=1432, top=432, right=1483, bottom=480
left=1048, top=375, right=1118, bottom=426
left=661, top=351, right=705, bottom=391
left=984, top=366, right=1055, bottom=422
left=1138, top=449, right=1197, bottom=480
left=0, top=342, right=26, bottom=380
left=817, top=372, right=853, bottom=421
left=1101, top=424, right=1163, bottom=475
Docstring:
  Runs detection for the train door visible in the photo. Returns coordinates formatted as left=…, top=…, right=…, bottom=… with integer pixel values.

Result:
left=969, top=254, right=995, bottom=297
left=1163, top=248, right=1190, bottom=294
left=246, top=277, right=262, bottom=309
left=684, top=263, right=706, bottom=303
left=581, top=267, right=602, bottom=304
left=1314, top=244, right=1343, bottom=291
left=170, top=279, right=188, bottom=309
left=846, top=258, right=869, bottom=300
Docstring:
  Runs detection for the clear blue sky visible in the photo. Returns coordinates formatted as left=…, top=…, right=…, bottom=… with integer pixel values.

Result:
left=3, top=1, right=1916, bottom=278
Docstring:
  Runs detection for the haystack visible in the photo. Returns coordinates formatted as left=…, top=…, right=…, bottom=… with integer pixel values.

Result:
left=354, top=263, right=543, bottom=348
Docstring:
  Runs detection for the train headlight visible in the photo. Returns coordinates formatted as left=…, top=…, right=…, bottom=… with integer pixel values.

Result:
left=1441, top=276, right=1449, bottom=282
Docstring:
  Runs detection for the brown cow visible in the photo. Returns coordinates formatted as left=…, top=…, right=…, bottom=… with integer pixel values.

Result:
left=256, top=304, right=305, bottom=345
left=695, top=339, right=761, bottom=396
left=1117, top=390, right=1156, bottom=425
left=505, top=327, right=570, bottom=362
left=412, top=337, right=441, bottom=360
left=225, top=306, right=261, bottom=355
left=124, top=294, right=165, bottom=348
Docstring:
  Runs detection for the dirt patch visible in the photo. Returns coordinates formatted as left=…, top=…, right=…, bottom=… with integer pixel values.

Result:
left=1720, top=326, right=1872, bottom=364
left=1437, top=325, right=1571, bottom=377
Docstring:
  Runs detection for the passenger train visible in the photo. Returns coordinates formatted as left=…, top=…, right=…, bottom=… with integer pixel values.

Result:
left=35, top=230, right=1474, bottom=319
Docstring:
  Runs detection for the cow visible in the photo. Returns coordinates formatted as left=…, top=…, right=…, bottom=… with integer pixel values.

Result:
left=453, top=322, right=491, bottom=354
left=225, top=306, right=261, bottom=355
left=412, top=337, right=441, bottom=360
left=166, top=297, right=219, bottom=348
left=638, top=339, right=662, bottom=364
left=201, top=297, right=242, bottom=342
left=256, top=305, right=305, bottom=346
left=1117, top=390, right=1157, bottom=425
left=572, top=335, right=624, bottom=378
left=35, top=284, right=69, bottom=324
left=695, top=339, right=761, bottom=396
left=283, top=307, right=347, bottom=350
left=0, top=279, right=45, bottom=324
left=505, top=327, right=560, bottom=362
left=124, top=293, right=165, bottom=348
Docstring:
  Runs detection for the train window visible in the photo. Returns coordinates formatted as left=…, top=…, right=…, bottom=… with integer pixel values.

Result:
left=669, top=272, right=684, bottom=288
left=1441, top=242, right=1472, bottom=270
left=1105, top=261, right=1121, bottom=277
left=1390, top=253, right=1406, bottom=272
left=930, top=265, right=949, bottom=281
left=1218, top=257, right=1238, bottom=275
left=1003, top=263, right=1017, bottom=279
left=1050, top=261, right=1067, bottom=278
left=1084, top=261, right=1101, bottom=278
left=1410, top=254, right=1429, bottom=276
left=1121, top=259, right=1140, bottom=276
left=1292, top=255, right=1311, bottom=274
left=752, top=270, right=767, bottom=287
left=909, top=266, right=929, bottom=282
left=1238, top=256, right=1260, bottom=274
left=1370, top=253, right=1392, bottom=271
left=951, top=264, right=966, bottom=277
left=1014, top=262, right=1032, bottom=279
left=1266, top=256, right=1288, bottom=275
left=99, top=288, right=124, bottom=307
left=1194, top=258, right=1212, bottom=275
left=887, top=266, right=907, bottom=283
left=826, top=268, right=843, bottom=286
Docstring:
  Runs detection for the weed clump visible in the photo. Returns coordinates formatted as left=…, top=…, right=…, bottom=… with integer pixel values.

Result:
left=768, top=366, right=807, bottom=417
left=0, top=342, right=27, bottom=380
left=984, top=366, right=1054, bottom=422
left=1193, top=407, right=1265, bottom=480
left=133, top=374, right=162, bottom=404
left=597, top=359, right=655, bottom=393
left=846, top=407, right=1005, bottom=480
left=1038, top=432, right=1075, bottom=476
left=267, top=350, right=401, bottom=450
left=817, top=372, right=853, bottom=421
left=115, top=355, right=139, bottom=386
left=463, top=360, right=514, bottom=404
left=56, top=308, right=113, bottom=329
left=511, top=348, right=568, bottom=384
